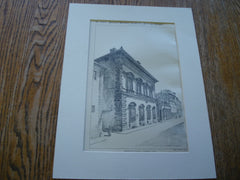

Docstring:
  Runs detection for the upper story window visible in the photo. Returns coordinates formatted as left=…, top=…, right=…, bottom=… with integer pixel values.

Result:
left=136, top=78, right=142, bottom=94
left=93, top=71, right=97, bottom=80
left=147, top=84, right=150, bottom=96
left=143, top=83, right=147, bottom=96
left=149, top=86, right=153, bottom=97
left=126, top=72, right=134, bottom=92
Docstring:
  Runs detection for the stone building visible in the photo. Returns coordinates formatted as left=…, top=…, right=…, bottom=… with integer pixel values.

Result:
left=156, top=90, right=183, bottom=121
left=90, top=47, right=158, bottom=137
left=90, top=47, right=183, bottom=138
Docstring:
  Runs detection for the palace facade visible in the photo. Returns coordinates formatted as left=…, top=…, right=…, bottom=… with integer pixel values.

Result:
left=90, top=47, right=182, bottom=138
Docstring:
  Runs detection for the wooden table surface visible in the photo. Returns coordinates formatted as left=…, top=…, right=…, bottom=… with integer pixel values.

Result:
left=0, top=0, right=239, bottom=179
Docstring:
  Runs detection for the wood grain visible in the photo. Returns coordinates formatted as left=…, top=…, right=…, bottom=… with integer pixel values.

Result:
left=0, top=0, right=239, bottom=179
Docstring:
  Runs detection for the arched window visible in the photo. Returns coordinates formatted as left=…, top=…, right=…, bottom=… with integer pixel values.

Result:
left=128, top=102, right=136, bottom=128
left=152, top=107, right=156, bottom=120
left=139, top=104, right=145, bottom=126
left=146, top=105, right=151, bottom=121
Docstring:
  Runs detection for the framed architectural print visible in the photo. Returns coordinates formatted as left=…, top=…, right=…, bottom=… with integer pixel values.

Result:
left=53, top=4, right=216, bottom=179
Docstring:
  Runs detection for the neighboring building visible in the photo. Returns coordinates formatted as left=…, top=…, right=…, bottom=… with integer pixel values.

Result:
left=156, top=90, right=183, bottom=121
left=90, top=47, right=183, bottom=138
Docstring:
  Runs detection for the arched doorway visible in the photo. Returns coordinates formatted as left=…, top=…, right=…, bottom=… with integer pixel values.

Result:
left=146, top=105, right=151, bottom=124
left=139, top=104, right=145, bottom=126
left=128, top=102, right=136, bottom=128
left=152, top=106, right=156, bottom=123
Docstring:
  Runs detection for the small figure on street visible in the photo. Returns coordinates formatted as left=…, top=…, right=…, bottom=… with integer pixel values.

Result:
left=101, top=109, right=114, bottom=136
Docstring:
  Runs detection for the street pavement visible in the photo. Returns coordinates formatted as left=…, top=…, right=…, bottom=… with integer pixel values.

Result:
left=138, top=122, right=188, bottom=151
left=90, top=117, right=188, bottom=152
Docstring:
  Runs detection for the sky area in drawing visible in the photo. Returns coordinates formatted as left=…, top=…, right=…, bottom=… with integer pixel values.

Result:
left=90, top=21, right=183, bottom=100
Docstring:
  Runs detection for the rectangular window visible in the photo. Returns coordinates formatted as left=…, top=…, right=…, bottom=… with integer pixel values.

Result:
left=93, top=71, right=97, bottom=80
left=143, top=85, right=147, bottom=96
left=149, top=88, right=153, bottom=97
left=127, top=78, right=133, bottom=92
left=136, top=82, right=141, bottom=94
left=91, top=105, right=95, bottom=112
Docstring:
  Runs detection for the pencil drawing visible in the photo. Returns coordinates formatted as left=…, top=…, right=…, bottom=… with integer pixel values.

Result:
left=85, top=47, right=188, bottom=152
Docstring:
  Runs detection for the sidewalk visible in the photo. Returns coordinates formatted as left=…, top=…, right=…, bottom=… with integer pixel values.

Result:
left=90, top=117, right=185, bottom=150
left=116, top=118, right=184, bottom=135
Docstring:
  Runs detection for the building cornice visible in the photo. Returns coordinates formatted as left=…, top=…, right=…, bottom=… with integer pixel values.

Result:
left=95, top=47, right=158, bottom=83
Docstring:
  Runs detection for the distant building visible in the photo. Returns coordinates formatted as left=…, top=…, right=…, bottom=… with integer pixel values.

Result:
left=156, top=90, right=183, bottom=121
left=90, top=47, right=183, bottom=138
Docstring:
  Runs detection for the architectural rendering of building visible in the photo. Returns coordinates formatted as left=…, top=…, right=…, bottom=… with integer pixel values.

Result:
left=89, top=47, right=183, bottom=139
